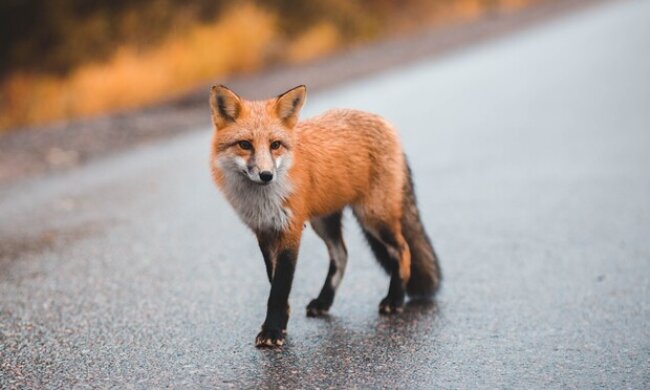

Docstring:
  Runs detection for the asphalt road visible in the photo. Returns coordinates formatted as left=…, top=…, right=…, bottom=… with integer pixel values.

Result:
left=1, top=0, right=649, bottom=388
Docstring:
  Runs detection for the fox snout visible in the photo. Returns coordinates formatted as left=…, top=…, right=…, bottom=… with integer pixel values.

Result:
left=243, top=152, right=277, bottom=185
left=246, top=165, right=275, bottom=185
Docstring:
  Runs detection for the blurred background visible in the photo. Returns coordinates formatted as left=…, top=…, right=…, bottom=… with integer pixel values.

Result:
left=0, top=0, right=532, bottom=132
left=2, top=0, right=649, bottom=387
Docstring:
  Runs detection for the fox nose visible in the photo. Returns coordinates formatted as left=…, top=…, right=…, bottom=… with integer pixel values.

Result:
left=259, top=171, right=273, bottom=182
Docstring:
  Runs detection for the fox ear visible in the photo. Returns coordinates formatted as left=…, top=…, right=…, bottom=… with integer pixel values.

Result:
left=275, top=85, right=306, bottom=127
left=210, top=85, right=242, bottom=129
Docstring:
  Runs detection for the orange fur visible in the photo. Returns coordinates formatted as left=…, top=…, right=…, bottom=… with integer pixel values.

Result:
left=208, top=85, right=440, bottom=346
left=210, top=86, right=410, bottom=278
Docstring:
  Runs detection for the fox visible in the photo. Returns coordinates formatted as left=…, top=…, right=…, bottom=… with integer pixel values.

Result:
left=209, top=84, right=441, bottom=348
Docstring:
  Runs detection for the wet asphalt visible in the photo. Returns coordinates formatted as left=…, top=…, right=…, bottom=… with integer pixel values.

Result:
left=1, top=1, right=649, bottom=388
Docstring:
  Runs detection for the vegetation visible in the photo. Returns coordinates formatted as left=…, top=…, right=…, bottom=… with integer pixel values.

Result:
left=0, top=0, right=532, bottom=131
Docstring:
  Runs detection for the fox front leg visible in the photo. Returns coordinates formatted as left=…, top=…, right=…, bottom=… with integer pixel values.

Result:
left=255, top=227, right=302, bottom=348
left=257, top=232, right=278, bottom=284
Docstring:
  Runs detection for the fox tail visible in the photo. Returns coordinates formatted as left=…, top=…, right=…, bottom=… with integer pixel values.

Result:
left=401, top=159, right=442, bottom=299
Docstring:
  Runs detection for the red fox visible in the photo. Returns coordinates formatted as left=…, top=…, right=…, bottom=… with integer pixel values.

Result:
left=209, top=85, right=441, bottom=348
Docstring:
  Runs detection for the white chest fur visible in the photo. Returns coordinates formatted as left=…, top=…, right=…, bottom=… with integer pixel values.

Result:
left=220, top=172, right=293, bottom=232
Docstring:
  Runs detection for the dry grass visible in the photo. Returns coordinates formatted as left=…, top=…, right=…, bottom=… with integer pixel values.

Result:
left=0, top=4, right=276, bottom=130
left=0, top=0, right=536, bottom=132
left=287, top=22, right=340, bottom=63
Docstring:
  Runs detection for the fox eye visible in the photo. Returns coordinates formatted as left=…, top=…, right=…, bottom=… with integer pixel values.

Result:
left=270, top=141, right=282, bottom=150
left=238, top=140, right=253, bottom=150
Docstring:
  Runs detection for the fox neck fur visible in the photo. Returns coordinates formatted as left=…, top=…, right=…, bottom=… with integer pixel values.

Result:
left=215, top=155, right=294, bottom=232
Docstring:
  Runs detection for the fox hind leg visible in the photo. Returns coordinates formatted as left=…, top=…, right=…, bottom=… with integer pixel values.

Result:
left=307, top=211, right=347, bottom=317
left=354, top=209, right=411, bottom=315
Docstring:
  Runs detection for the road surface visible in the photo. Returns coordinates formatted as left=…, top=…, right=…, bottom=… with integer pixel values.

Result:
left=1, top=0, right=649, bottom=388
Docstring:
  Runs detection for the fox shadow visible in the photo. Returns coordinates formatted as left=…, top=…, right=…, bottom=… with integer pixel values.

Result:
left=253, top=298, right=441, bottom=388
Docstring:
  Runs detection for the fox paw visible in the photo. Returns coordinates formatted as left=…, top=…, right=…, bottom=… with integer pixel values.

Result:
left=379, top=296, right=404, bottom=315
left=306, top=298, right=331, bottom=317
left=255, top=328, right=285, bottom=348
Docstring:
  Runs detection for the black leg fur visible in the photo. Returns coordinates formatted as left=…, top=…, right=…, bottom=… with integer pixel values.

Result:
left=307, top=212, right=347, bottom=317
left=361, top=228, right=406, bottom=314
left=256, top=248, right=297, bottom=348
left=257, top=235, right=275, bottom=284
left=361, top=229, right=393, bottom=274
left=307, top=261, right=337, bottom=316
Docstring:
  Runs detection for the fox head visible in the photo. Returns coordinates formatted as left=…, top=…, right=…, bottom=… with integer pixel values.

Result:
left=209, top=85, right=306, bottom=185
